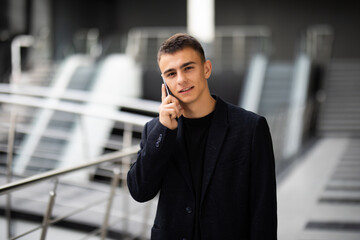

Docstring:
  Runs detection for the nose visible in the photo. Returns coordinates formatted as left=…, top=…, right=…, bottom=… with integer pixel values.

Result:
left=176, top=71, right=186, bottom=84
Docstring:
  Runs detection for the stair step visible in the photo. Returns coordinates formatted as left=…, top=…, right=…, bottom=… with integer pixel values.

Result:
left=320, top=108, right=360, bottom=113
left=317, top=59, right=360, bottom=136
left=325, top=85, right=360, bottom=89
left=318, top=126, right=360, bottom=132
left=319, top=114, right=360, bottom=120
left=321, top=105, right=360, bottom=110
left=318, top=117, right=360, bottom=124
left=319, top=122, right=360, bottom=127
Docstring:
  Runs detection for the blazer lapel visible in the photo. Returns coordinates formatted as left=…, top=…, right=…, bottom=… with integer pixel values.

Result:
left=201, top=97, right=229, bottom=205
left=173, top=117, right=194, bottom=195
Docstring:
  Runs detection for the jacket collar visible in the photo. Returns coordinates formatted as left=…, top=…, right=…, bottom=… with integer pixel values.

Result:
left=174, top=96, right=230, bottom=199
left=201, top=96, right=229, bottom=205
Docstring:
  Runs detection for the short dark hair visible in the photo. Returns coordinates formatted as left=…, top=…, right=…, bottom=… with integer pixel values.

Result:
left=157, top=33, right=206, bottom=63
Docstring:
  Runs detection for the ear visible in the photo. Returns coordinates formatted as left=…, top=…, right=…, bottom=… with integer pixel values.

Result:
left=204, top=60, right=212, bottom=79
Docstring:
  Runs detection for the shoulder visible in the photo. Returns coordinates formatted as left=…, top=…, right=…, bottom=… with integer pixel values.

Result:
left=213, top=96, right=271, bottom=138
left=218, top=97, right=264, bottom=127
left=227, top=102, right=260, bottom=120
left=219, top=99, right=272, bottom=144
left=146, top=117, right=160, bottom=129
left=142, top=117, right=161, bottom=136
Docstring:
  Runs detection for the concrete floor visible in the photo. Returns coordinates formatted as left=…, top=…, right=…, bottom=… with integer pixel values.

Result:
left=278, top=138, right=360, bottom=240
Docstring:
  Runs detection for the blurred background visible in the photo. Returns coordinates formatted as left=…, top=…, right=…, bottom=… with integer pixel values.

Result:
left=0, top=0, right=359, bottom=239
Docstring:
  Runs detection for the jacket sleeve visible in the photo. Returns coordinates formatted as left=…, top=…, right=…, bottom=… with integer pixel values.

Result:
left=250, top=116, right=278, bottom=239
left=127, top=119, right=177, bottom=202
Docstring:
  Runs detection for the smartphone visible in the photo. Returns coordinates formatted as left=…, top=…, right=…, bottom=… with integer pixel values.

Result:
left=162, top=79, right=179, bottom=121
left=162, top=79, right=173, bottom=97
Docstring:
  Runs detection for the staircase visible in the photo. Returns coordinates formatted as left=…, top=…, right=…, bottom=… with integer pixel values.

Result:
left=317, top=59, right=360, bottom=137
left=256, top=62, right=294, bottom=162
left=258, top=62, right=294, bottom=115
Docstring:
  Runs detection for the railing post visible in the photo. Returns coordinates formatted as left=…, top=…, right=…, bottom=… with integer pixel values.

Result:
left=11, top=35, right=34, bottom=84
left=122, top=123, right=133, bottom=186
left=77, top=115, right=90, bottom=161
left=6, top=107, right=18, bottom=240
left=40, top=180, right=58, bottom=240
left=101, top=168, right=120, bottom=240
left=121, top=123, right=133, bottom=233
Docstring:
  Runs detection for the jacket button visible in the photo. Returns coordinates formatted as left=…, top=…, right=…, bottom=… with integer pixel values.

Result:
left=185, top=206, right=192, bottom=214
left=155, top=134, right=162, bottom=148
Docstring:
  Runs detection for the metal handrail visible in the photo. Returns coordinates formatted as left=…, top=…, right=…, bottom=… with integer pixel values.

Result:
left=1, top=145, right=140, bottom=240
left=0, top=93, right=153, bottom=127
left=0, top=87, right=149, bottom=239
left=126, top=26, right=271, bottom=72
left=0, top=145, right=138, bottom=196
left=126, top=25, right=270, bottom=39
left=0, top=83, right=160, bottom=115
left=0, top=82, right=155, bottom=239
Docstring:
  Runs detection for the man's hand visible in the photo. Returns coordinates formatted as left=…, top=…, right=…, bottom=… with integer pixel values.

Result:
left=159, top=84, right=183, bottom=130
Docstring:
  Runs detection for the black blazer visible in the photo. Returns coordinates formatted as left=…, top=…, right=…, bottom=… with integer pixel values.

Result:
left=127, top=96, right=277, bottom=240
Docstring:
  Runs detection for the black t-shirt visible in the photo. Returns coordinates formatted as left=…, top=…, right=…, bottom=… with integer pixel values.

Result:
left=183, top=111, right=214, bottom=240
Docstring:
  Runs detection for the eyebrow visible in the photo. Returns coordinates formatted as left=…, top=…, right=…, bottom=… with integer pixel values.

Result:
left=163, top=61, right=196, bottom=75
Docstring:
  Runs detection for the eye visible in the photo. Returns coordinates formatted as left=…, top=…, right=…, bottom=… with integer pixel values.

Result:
left=166, top=72, right=176, bottom=78
left=184, top=66, right=194, bottom=71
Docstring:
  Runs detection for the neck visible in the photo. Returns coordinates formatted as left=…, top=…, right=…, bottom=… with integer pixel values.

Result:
left=182, top=94, right=216, bottom=119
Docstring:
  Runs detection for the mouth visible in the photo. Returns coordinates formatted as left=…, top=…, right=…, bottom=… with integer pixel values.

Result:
left=179, top=86, right=194, bottom=94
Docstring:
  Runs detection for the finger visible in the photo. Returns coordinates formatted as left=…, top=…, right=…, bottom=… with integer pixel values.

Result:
left=161, top=84, right=166, bottom=102
left=170, top=110, right=178, bottom=120
left=163, top=104, right=179, bottom=116
left=163, top=95, right=179, bottom=106
left=165, top=102, right=181, bottom=113
left=162, top=108, right=175, bottom=120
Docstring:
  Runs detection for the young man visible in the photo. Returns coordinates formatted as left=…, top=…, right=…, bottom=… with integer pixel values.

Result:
left=127, top=33, right=277, bottom=240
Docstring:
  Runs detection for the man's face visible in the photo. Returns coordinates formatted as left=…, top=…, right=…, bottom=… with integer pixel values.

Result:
left=158, top=47, right=212, bottom=106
